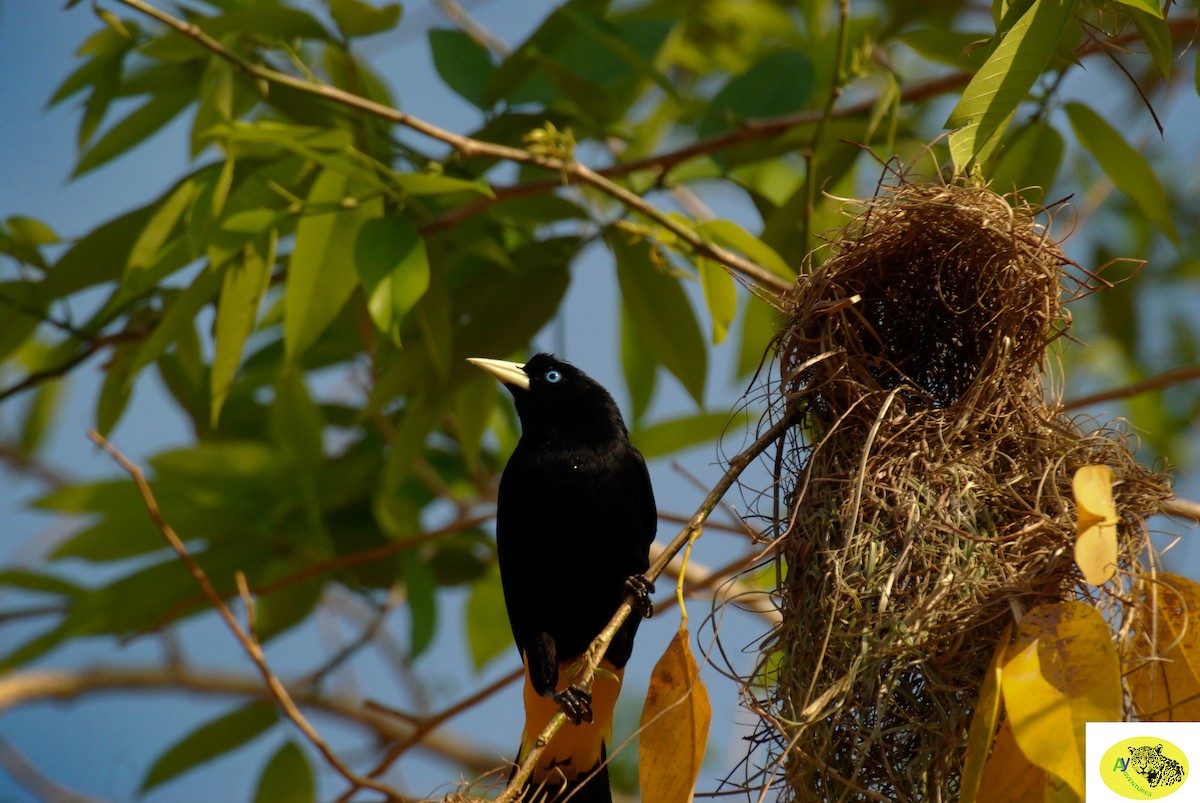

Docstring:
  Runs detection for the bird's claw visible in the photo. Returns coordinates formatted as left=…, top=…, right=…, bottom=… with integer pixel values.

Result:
left=553, top=685, right=593, bottom=725
left=625, top=574, right=655, bottom=618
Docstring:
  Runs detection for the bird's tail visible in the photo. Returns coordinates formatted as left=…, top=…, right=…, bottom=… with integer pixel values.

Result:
left=517, top=752, right=611, bottom=803
left=515, top=662, right=622, bottom=802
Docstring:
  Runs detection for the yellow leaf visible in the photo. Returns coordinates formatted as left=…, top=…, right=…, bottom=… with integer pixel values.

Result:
left=1072, top=464, right=1117, bottom=524
left=1127, top=572, right=1200, bottom=720
left=977, top=719, right=1046, bottom=803
left=1072, top=465, right=1118, bottom=586
left=639, top=623, right=711, bottom=803
left=1001, top=602, right=1122, bottom=798
left=961, top=626, right=1010, bottom=803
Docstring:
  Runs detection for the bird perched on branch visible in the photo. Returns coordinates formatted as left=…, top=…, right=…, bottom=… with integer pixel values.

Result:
left=470, top=353, right=656, bottom=803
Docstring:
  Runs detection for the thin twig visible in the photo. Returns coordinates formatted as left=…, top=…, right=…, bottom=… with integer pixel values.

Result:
left=0, top=665, right=499, bottom=775
left=87, top=431, right=405, bottom=801
left=1062, top=364, right=1200, bottom=410
left=497, top=404, right=800, bottom=801
left=361, top=667, right=525, bottom=784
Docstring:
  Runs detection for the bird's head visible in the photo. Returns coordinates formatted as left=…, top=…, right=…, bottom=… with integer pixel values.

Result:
left=468, top=353, right=628, bottom=443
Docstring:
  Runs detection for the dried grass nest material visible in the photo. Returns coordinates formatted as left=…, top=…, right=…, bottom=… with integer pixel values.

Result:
left=751, top=181, right=1172, bottom=801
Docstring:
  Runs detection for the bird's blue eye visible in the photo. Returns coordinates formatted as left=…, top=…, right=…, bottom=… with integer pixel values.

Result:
left=545, top=370, right=562, bottom=383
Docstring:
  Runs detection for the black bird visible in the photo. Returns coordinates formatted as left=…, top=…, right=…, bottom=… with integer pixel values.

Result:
left=469, top=353, right=656, bottom=803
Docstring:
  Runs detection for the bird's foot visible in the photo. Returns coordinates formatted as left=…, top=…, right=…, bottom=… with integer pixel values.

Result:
left=625, top=574, right=655, bottom=618
left=553, top=685, right=593, bottom=725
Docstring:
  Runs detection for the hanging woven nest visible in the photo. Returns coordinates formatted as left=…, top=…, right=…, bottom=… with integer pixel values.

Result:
left=747, top=180, right=1172, bottom=801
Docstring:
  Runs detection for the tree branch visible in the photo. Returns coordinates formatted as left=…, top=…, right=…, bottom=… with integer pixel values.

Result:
left=88, top=431, right=405, bottom=800
left=1062, top=363, right=1200, bottom=411
left=0, top=737, right=105, bottom=803
left=0, top=665, right=499, bottom=777
left=110, top=0, right=793, bottom=296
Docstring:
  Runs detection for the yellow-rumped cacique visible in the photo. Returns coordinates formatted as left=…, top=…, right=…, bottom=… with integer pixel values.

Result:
left=470, top=353, right=656, bottom=803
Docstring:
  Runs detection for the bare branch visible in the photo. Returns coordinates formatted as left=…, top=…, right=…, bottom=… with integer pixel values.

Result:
left=0, top=665, right=499, bottom=776
left=88, top=431, right=405, bottom=800
left=0, top=737, right=106, bottom=803
left=1163, top=497, right=1200, bottom=524
left=1063, top=364, right=1200, bottom=411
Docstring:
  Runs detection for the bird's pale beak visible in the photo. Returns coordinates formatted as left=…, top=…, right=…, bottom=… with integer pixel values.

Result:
left=468, top=357, right=530, bottom=391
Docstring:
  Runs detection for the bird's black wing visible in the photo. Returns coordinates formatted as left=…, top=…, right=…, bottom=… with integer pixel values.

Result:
left=496, top=437, right=656, bottom=693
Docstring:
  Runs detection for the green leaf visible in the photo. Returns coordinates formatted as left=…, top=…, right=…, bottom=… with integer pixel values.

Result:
left=394, top=172, right=493, bottom=197
left=128, top=178, right=199, bottom=273
left=698, top=259, right=736, bottom=344
left=988, top=121, right=1063, bottom=203
left=633, top=411, right=755, bottom=459
left=329, top=0, right=402, bottom=38
left=466, top=566, right=511, bottom=668
left=355, top=216, right=430, bottom=346
left=128, top=263, right=225, bottom=377
left=141, top=701, right=279, bottom=792
left=211, top=231, right=275, bottom=427
left=5, top=216, right=59, bottom=246
left=44, top=204, right=154, bottom=300
left=946, top=0, right=1079, bottom=173
left=285, top=170, right=383, bottom=361
left=403, top=549, right=437, bottom=660
left=897, top=29, right=991, bottom=71
left=737, top=295, right=780, bottom=379
left=1128, top=7, right=1172, bottom=79
left=611, top=234, right=707, bottom=406
left=0, top=569, right=81, bottom=599
left=254, top=742, right=314, bottom=803
left=1064, top=102, right=1178, bottom=243
left=95, top=342, right=135, bottom=437
left=429, top=28, right=496, bottom=109
left=699, top=51, right=815, bottom=138
left=1114, top=0, right=1164, bottom=18
left=453, top=378, right=495, bottom=473
left=621, top=306, right=657, bottom=426
left=269, top=371, right=325, bottom=473
left=697, top=219, right=795, bottom=280
left=196, top=7, right=332, bottom=40
left=74, top=86, right=194, bottom=177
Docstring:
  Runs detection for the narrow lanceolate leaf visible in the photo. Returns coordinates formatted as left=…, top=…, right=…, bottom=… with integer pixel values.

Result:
left=284, top=169, right=383, bottom=361
left=253, top=742, right=314, bottom=803
left=141, top=701, right=279, bottom=792
left=128, top=262, right=224, bottom=377
left=1072, top=465, right=1118, bottom=586
left=961, top=626, right=1010, bottom=803
left=1064, top=103, right=1179, bottom=244
left=354, top=216, right=429, bottom=346
left=696, top=219, right=794, bottom=280
left=988, top=122, right=1064, bottom=202
left=633, top=411, right=754, bottom=459
left=1000, top=602, right=1122, bottom=797
left=1127, top=573, right=1200, bottom=721
left=428, top=28, right=496, bottom=109
left=211, top=231, right=275, bottom=427
left=465, top=566, right=511, bottom=669
left=74, top=86, right=194, bottom=177
left=610, top=233, right=708, bottom=406
left=946, top=0, right=1079, bottom=173
left=639, top=623, right=711, bottom=803
left=698, top=259, right=736, bottom=344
